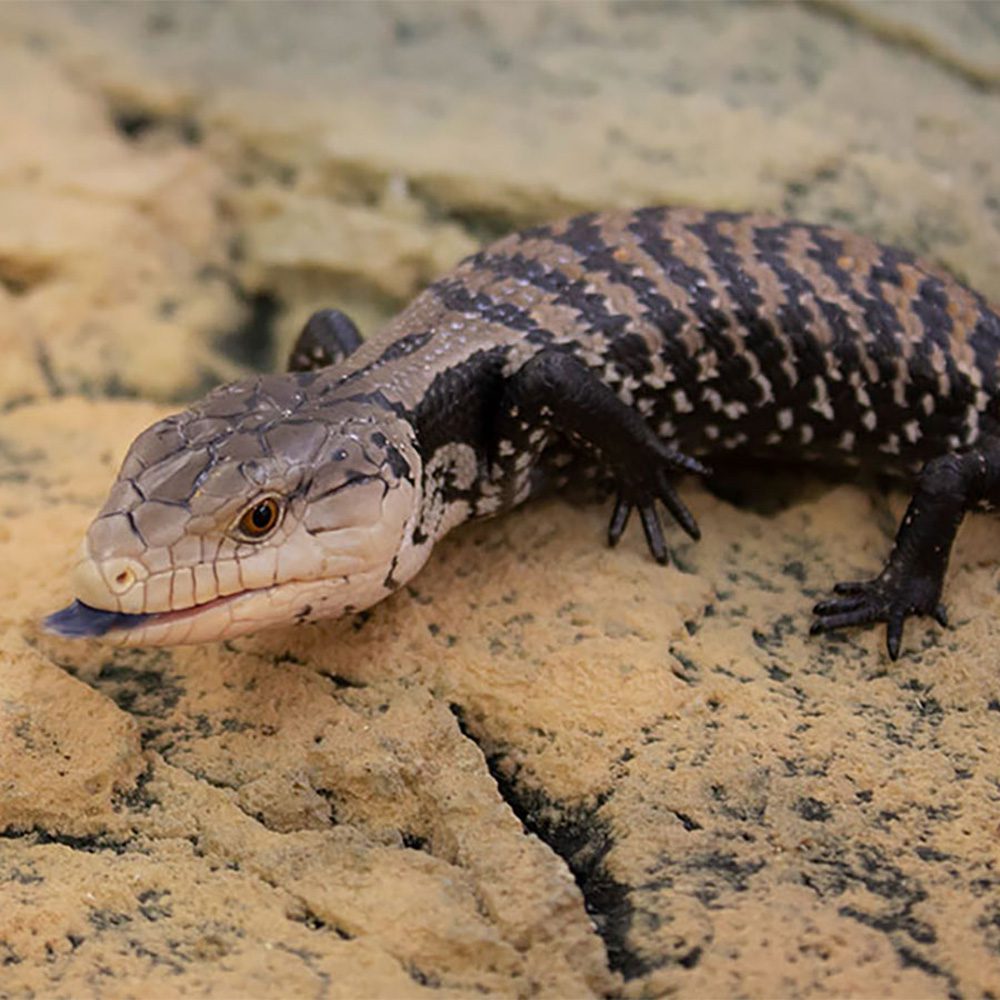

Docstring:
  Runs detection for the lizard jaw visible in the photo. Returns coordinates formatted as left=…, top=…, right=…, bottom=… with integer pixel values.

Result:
left=44, top=562, right=407, bottom=646
left=45, top=588, right=271, bottom=645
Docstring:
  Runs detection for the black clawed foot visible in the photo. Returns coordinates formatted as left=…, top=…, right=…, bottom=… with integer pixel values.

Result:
left=605, top=470, right=702, bottom=564
left=811, top=571, right=947, bottom=660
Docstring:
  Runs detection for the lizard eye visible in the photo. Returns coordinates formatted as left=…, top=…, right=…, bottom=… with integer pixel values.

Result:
left=236, top=496, right=282, bottom=540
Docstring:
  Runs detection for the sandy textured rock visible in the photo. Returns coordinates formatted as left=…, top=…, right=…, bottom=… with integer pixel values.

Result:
left=2, top=3, right=1000, bottom=998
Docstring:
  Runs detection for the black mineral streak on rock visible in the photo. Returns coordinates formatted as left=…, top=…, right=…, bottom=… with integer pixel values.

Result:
left=801, top=841, right=962, bottom=995
left=449, top=703, right=649, bottom=979
left=94, top=655, right=184, bottom=720
left=797, top=796, right=832, bottom=821
left=0, top=827, right=132, bottom=855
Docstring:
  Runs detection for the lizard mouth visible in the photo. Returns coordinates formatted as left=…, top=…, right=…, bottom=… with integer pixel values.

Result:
left=44, top=591, right=251, bottom=639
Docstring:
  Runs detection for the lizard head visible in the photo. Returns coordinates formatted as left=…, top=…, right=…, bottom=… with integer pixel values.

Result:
left=45, top=374, right=424, bottom=645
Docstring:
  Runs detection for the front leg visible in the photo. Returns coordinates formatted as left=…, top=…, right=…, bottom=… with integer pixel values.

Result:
left=812, top=440, right=1000, bottom=659
left=287, top=308, right=363, bottom=372
left=497, top=350, right=708, bottom=564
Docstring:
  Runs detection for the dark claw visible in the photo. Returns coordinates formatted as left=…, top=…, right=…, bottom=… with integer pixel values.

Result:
left=638, top=504, right=669, bottom=564
left=933, top=604, right=949, bottom=627
left=608, top=496, right=632, bottom=547
left=656, top=472, right=701, bottom=540
left=833, top=580, right=867, bottom=595
left=886, top=612, right=904, bottom=660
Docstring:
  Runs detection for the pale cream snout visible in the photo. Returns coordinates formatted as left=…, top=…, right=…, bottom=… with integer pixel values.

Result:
left=72, top=541, right=148, bottom=614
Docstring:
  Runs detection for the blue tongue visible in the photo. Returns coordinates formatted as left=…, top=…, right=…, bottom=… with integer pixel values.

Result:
left=44, top=600, right=151, bottom=638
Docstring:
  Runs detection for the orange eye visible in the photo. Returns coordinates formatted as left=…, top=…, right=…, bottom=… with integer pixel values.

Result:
left=237, top=497, right=281, bottom=539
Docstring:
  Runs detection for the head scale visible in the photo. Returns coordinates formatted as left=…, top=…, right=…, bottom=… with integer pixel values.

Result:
left=46, top=373, right=424, bottom=645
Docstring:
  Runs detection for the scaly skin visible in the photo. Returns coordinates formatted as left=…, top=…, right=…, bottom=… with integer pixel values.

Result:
left=46, top=207, right=1000, bottom=656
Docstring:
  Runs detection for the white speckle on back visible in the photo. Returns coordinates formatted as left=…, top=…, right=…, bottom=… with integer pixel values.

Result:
left=879, top=433, right=900, bottom=455
left=754, top=373, right=774, bottom=404
left=810, top=377, right=834, bottom=420
left=963, top=405, right=981, bottom=445
left=697, top=351, right=719, bottom=381
left=702, top=387, right=723, bottom=412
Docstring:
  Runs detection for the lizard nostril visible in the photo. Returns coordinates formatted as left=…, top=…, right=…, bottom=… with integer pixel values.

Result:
left=102, top=558, right=143, bottom=595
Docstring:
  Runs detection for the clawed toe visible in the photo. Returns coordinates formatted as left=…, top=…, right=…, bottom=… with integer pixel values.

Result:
left=656, top=472, right=701, bottom=541
left=606, top=492, right=691, bottom=565
left=810, top=604, right=883, bottom=634
left=607, top=496, right=632, bottom=547
left=812, top=592, right=869, bottom=616
left=810, top=573, right=948, bottom=660
left=638, top=504, right=668, bottom=564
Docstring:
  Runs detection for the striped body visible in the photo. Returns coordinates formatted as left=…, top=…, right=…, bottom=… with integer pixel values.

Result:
left=320, top=207, right=1000, bottom=543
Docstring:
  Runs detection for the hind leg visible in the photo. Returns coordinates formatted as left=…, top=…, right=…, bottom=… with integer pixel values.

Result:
left=812, top=439, right=1000, bottom=658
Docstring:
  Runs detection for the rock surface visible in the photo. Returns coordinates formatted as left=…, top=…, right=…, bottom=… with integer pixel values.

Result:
left=1, top=3, right=999, bottom=997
